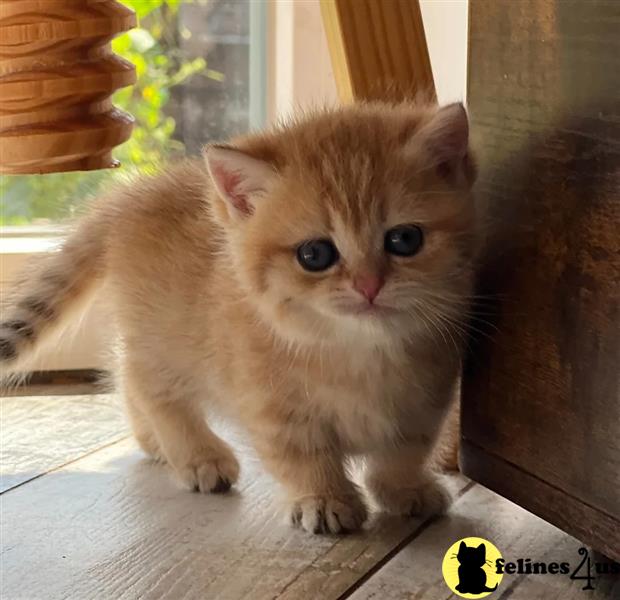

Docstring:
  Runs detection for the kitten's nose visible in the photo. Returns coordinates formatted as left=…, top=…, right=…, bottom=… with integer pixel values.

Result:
left=353, top=274, right=384, bottom=303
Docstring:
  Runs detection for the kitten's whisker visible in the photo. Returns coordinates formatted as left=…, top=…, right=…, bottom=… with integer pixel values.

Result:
left=409, top=302, right=461, bottom=357
left=419, top=303, right=473, bottom=355
left=408, top=307, right=441, bottom=349
left=413, top=294, right=499, bottom=343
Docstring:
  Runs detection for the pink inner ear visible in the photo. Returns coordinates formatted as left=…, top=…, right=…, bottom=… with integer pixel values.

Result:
left=212, top=163, right=253, bottom=216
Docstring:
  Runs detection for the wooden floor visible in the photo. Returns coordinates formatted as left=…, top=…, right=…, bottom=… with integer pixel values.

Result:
left=1, top=394, right=618, bottom=600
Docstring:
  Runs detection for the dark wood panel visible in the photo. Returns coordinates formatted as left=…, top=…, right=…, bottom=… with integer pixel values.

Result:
left=461, top=0, right=620, bottom=556
left=461, top=440, right=620, bottom=563
left=0, top=369, right=109, bottom=397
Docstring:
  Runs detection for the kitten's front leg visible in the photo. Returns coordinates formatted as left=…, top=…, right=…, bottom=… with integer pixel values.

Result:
left=123, top=359, right=240, bottom=494
left=259, top=442, right=367, bottom=534
left=365, top=440, right=452, bottom=517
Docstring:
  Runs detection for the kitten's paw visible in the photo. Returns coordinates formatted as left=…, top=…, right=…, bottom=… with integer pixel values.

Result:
left=404, top=477, right=452, bottom=517
left=290, top=493, right=367, bottom=534
left=367, top=473, right=452, bottom=517
left=173, top=447, right=240, bottom=494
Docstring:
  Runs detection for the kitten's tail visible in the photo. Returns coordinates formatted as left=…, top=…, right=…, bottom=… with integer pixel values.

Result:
left=0, top=212, right=109, bottom=377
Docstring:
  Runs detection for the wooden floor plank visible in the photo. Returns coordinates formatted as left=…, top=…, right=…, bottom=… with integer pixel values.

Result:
left=0, top=394, right=128, bottom=492
left=1, top=428, right=469, bottom=600
left=5, top=396, right=614, bottom=599
left=347, top=484, right=618, bottom=600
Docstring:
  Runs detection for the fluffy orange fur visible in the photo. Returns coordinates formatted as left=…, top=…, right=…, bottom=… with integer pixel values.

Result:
left=1, top=101, right=477, bottom=534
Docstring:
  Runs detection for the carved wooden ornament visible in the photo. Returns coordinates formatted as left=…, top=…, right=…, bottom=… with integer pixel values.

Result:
left=0, top=0, right=137, bottom=174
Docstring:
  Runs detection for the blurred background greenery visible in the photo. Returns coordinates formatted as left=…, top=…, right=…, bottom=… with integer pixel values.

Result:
left=1, top=0, right=250, bottom=226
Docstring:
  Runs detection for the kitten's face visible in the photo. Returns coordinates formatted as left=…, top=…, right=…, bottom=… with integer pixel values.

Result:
left=207, top=103, right=477, bottom=347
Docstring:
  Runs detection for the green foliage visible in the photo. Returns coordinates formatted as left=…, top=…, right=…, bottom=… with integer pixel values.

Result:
left=129, top=0, right=180, bottom=19
left=0, top=0, right=210, bottom=226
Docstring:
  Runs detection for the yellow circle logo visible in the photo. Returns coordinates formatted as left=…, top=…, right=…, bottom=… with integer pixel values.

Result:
left=442, top=537, right=503, bottom=598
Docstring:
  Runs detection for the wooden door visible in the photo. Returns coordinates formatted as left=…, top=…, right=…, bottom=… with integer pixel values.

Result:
left=461, top=0, right=620, bottom=561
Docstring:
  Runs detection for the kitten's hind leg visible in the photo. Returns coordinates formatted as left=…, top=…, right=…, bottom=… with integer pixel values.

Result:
left=430, top=400, right=460, bottom=472
left=125, top=390, right=164, bottom=462
left=123, top=359, right=239, bottom=494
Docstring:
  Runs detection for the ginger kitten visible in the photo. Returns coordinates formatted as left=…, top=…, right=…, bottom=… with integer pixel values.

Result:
left=1, top=101, right=476, bottom=534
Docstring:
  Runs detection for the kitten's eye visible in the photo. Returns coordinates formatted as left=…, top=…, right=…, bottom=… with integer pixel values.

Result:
left=384, top=225, right=424, bottom=257
left=296, top=239, right=339, bottom=272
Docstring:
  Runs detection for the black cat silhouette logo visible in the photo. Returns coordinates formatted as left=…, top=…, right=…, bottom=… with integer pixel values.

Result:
left=442, top=537, right=504, bottom=598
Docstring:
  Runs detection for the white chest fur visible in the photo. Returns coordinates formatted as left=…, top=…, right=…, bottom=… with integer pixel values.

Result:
left=294, top=347, right=443, bottom=453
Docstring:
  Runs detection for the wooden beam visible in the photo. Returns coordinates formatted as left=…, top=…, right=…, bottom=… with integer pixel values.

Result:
left=320, top=0, right=435, bottom=102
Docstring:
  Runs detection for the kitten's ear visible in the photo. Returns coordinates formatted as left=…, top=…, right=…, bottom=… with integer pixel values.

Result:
left=459, top=541, right=467, bottom=551
left=204, top=145, right=276, bottom=219
left=425, top=102, right=469, bottom=162
left=408, top=103, right=475, bottom=185
left=477, top=544, right=486, bottom=554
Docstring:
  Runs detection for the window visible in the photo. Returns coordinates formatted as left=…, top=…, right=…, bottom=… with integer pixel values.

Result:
left=0, top=0, right=266, bottom=227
